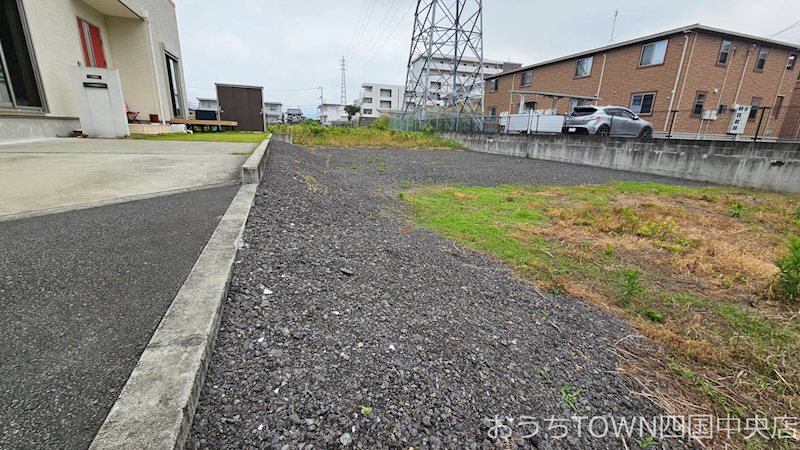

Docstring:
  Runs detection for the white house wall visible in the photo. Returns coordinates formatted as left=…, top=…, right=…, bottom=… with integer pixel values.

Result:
left=16, top=0, right=186, bottom=122
left=21, top=0, right=114, bottom=118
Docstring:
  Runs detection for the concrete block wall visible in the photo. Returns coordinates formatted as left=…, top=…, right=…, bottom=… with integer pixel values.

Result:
left=444, top=133, right=800, bottom=194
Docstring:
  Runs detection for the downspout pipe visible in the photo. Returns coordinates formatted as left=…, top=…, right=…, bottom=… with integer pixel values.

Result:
left=595, top=53, right=607, bottom=105
left=143, top=10, right=167, bottom=125
left=664, top=31, right=690, bottom=131
left=733, top=45, right=755, bottom=105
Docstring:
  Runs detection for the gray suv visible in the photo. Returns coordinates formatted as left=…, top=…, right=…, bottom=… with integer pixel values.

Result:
left=563, top=106, right=653, bottom=138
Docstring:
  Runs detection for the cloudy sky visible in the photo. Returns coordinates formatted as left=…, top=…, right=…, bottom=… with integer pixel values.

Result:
left=177, top=0, right=800, bottom=118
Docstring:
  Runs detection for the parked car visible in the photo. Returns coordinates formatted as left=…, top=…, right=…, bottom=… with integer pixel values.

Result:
left=563, top=106, right=653, bottom=138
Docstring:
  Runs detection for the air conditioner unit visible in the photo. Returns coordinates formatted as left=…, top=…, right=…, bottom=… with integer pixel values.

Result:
left=727, top=104, right=751, bottom=134
left=701, top=109, right=718, bottom=120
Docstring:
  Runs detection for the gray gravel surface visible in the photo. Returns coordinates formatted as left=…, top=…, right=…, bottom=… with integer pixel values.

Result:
left=0, top=184, right=238, bottom=450
left=190, top=143, right=701, bottom=449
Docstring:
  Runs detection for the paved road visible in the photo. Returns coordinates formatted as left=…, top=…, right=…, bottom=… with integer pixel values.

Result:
left=0, top=184, right=239, bottom=450
left=0, top=138, right=250, bottom=218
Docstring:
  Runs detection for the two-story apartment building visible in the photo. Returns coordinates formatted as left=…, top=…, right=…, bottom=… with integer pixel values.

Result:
left=359, top=83, right=403, bottom=118
left=264, top=101, right=283, bottom=124
left=484, top=24, right=800, bottom=138
left=1, top=0, right=187, bottom=141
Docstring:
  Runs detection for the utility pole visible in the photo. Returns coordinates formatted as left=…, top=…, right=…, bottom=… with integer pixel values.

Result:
left=319, top=86, right=324, bottom=105
left=340, top=57, right=348, bottom=105
left=401, top=0, right=484, bottom=130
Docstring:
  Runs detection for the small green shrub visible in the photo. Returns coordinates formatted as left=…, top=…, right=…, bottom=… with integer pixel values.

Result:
left=622, top=269, right=644, bottom=300
left=775, top=236, right=800, bottom=302
left=604, top=243, right=614, bottom=256
left=368, top=117, right=390, bottom=130
left=730, top=202, right=744, bottom=218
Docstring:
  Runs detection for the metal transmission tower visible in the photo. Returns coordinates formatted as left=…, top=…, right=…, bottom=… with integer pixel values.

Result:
left=401, top=0, right=484, bottom=130
left=340, top=57, right=348, bottom=105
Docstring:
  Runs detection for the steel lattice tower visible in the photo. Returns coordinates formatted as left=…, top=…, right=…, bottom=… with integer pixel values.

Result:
left=340, top=57, right=348, bottom=105
left=401, top=0, right=484, bottom=129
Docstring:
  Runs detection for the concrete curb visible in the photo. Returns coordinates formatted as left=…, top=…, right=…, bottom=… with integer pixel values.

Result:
left=89, top=183, right=258, bottom=450
left=241, top=134, right=272, bottom=184
left=0, top=181, right=240, bottom=223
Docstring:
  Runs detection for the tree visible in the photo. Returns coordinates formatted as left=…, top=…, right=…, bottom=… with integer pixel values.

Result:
left=344, top=104, right=360, bottom=121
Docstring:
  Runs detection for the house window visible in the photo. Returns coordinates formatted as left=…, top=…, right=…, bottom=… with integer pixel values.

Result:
left=363, top=108, right=372, bottom=115
left=749, top=97, right=761, bottom=119
left=0, top=0, right=44, bottom=109
left=77, top=18, right=106, bottom=68
left=363, top=97, right=372, bottom=104
left=787, top=53, right=797, bottom=70
left=692, top=92, right=707, bottom=116
left=520, top=70, right=532, bottom=87
left=380, top=100, right=391, bottom=108
left=380, top=89, right=391, bottom=97
left=574, top=56, right=593, bottom=77
left=772, top=96, right=784, bottom=118
left=363, top=86, right=372, bottom=92
left=717, top=40, right=732, bottom=65
left=639, top=39, right=668, bottom=67
left=629, top=92, right=655, bottom=115
left=489, top=78, right=498, bottom=92
left=755, top=47, right=768, bottom=71
left=165, top=53, right=183, bottom=117
left=430, top=81, right=441, bottom=90
left=488, top=106, right=497, bottom=117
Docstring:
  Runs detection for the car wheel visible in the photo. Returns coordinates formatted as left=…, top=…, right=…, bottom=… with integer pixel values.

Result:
left=596, top=125, right=610, bottom=136
left=639, top=127, right=652, bottom=139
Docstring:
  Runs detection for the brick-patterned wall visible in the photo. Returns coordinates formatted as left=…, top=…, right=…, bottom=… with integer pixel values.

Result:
left=484, top=29, right=800, bottom=136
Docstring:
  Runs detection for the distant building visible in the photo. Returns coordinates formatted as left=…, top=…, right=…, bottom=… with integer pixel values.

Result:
left=360, top=83, right=403, bottom=118
left=484, top=24, right=800, bottom=138
left=408, top=55, right=521, bottom=108
left=318, top=103, right=348, bottom=124
left=264, top=101, right=283, bottom=124
left=197, top=98, right=218, bottom=111
left=196, top=97, right=218, bottom=120
left=285, top=107, right=305, bottom=124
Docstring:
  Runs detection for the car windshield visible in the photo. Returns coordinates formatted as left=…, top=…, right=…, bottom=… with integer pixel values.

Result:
left=571, top=107, right=597, bottom=116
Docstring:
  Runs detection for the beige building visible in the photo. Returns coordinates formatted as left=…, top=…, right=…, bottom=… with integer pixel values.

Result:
left=1, top=0, right=188, bottom=141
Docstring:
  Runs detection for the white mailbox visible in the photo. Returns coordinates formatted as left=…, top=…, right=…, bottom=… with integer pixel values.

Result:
left=70, top=67, right=129, bottom=138
left=727, top=104, right=751, bottom=135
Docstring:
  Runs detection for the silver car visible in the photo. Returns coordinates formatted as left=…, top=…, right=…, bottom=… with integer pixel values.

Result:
left=562, top=106, right=653, bottom=138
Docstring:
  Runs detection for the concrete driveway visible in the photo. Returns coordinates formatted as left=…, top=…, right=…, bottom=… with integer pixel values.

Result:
left=0, top=138, right=251, bottom=219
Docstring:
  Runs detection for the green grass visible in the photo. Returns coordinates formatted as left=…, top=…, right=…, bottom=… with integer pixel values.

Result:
left=268, top=122, right=461, bottom=149
left=129, top=131, right=269, bottom=143
left=403, top=182, right=800, bottom=445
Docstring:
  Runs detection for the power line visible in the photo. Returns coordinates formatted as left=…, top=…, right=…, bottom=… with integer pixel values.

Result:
left=345, top=0, right=374, bottom=57
left=349, top=0, right=406, bottom=64
left=769, top=18, right=800, bottom=38
left=351, top=0, right=412, bottom=68
left=352, top=0, right=416, bottom=72
left=347, top=0, right=379, bottom=59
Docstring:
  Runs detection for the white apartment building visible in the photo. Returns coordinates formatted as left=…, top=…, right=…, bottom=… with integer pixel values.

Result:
left=264, top=101, right=283, bottom=124
left=408, top=55, right=521, bottom=108
left=1, top=0, right=188, bottom=141
left=318, top=103, right=348, bottom=124
left=359, top=83, right=403, bottom=118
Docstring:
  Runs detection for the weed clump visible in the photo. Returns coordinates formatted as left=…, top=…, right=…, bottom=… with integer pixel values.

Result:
left=775, top=236, right=800, bottom=302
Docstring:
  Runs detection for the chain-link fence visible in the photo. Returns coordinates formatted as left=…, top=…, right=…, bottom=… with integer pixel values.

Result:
left=391, top=105, right=800, bottom=143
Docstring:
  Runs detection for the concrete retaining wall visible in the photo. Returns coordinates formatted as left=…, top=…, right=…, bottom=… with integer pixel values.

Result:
left=444, top=133, right=800, bottom=194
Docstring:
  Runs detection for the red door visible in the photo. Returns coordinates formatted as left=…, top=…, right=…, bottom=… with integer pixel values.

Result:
left=77, top=19, right=107, bottom=68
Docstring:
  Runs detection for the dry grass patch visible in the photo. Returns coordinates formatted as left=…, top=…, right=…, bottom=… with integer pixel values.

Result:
left=405, top=182, right=800, bottom=449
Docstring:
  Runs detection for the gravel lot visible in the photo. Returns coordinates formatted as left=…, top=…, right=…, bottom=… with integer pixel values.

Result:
left=190, top=142, right=701, bottom=449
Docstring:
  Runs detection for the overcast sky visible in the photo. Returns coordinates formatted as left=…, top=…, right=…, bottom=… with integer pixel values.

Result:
left=177, top=0, right=800, bottom=118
